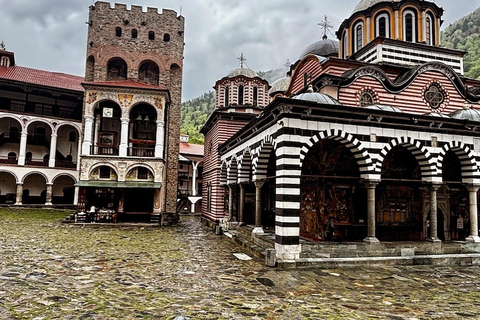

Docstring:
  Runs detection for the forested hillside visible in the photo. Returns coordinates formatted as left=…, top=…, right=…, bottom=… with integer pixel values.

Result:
left=441, top=7, right=480, bottom=79
left=180, top=91, right=215, bottom=144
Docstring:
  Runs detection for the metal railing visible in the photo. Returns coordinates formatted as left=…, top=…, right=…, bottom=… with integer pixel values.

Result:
left=55, top=160, right=77, bottom=169
left=90, top=146, right=119, bottom=156
left=0, top=156, right=17, bottom=164
left=25, top=158, right=48, bottom=167
left=128, top=147, right=155, bottom=157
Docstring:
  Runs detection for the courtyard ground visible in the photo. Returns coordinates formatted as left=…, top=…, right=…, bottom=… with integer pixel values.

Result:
left=0, top=208, right=480, bottom=319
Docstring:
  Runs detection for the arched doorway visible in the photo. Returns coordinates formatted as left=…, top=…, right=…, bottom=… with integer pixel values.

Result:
left=300, top=139, right=363, bottom=241
left=23, top=173, right=47, bottom=204
left=0, top=172, right=17, bottom=204
left=52, top=175, right=76, bottom=204
left=93, top=101, right=122, bottom=155
left=378, top=146, right=423, bottom=241
left=442, top=150, right=468, bottom=240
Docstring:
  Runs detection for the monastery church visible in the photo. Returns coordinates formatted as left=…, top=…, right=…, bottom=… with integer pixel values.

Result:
left=201, top=0, right=480, bottom=261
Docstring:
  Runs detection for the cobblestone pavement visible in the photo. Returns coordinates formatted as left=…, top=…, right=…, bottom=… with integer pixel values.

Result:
left=1, top=208, right=480, bottom=319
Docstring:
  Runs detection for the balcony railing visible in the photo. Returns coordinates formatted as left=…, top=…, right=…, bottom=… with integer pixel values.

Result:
left=25, top=158, right=48, bottom=167
left=128, top=147, right=155, bottom=157
left=0, top=156, right=17, bottom=164
left=55, top=160, right=77, bottom=169
left=90, top=146, right=119, bottom=156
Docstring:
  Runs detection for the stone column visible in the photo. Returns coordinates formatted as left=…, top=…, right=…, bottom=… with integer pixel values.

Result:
left=45, top=183, right=53, bottom=206
left=48, top=133, right=57, bottom=167
left=76, top=137, right=82, bottom=171
left=153, top=188, right=161, bottom=214
left=117, top=190, right=124, bottom=213
left=15, top=183, right=23, bottom=205
left=82, top=116, right=94, bottom=156
left=253, top=181, right=265, bottom=234
left=73, top=186, right=80, bottom=206
left=192, top=161, right=199, bottom=196
left=428, top=184, right=441, bottom=242
left=239, top=184, right=246, bottom=225
left=466, top=185, right=480, bottom=242
left=228, top=184, right=234, bottom=221
left=93, top=115, right=100, bottom=154
left=18, top=130, right=28, bottom=165
left=119, top=118, right=129, bottom=157
left=364, top=182, right=380, bottom=243
left=155, top=121, right=165, bottom=158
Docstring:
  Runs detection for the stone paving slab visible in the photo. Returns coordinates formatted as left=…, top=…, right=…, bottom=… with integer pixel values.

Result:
left=1, top=208, right=480, bottom=319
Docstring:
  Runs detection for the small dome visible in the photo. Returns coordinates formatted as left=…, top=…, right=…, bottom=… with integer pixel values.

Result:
left=269, top=76, right=291, bottom=95
left=300, top=38, right=339, bottom=59
left=293, top=92, right=340, bottom=105
left=364, top=104, right=403, bottom=113
left=422, top=112, right=450, bottom=118
left=227, top=67, right=258, bottom=78
left=353, top=0, right=402, bottom=14
left=449, top=107, right=480, bottom=121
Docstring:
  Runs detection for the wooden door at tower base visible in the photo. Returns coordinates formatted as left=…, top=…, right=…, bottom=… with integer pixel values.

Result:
left=124, top=188, right=154, bottom=213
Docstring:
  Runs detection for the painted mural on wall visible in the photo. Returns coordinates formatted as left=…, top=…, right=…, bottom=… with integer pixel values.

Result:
left=300, top=140, right=359, bottom=240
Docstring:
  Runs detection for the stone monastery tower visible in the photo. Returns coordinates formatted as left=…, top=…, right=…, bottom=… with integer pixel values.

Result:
left=78, top=1, right=184, bottom=223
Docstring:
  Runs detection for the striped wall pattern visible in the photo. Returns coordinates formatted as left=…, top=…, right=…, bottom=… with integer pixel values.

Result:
left=436, top=142, right=480, bottom=181
left=252, top=136, right=275, bottom=181
left=238, top=150, right=253, bottom=183
left=300, top=129, right=376, bottom=176
left=377, top=137, right=437, bottom=180
left=227, top=158, right=238, bottom=184
left=219, top=113, right=480, bottom=258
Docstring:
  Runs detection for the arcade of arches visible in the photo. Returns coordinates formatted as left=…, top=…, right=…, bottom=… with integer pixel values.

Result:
left=223, top=139, right=480, bottom=243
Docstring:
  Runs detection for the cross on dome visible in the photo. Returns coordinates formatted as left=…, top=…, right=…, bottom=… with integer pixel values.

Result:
left=318, top=15, right=333, bottom=40
left=238, top=53, right=247, bottom=68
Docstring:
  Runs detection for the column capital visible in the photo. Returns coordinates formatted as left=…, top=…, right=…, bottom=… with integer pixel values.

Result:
left=467, top=185, right=480, bottom=193
left=254, top=180, right=265, bottom=188
left=364, top=181, right=379, bottom=189
left=429, top=184, right=442, bottom=192
left=84, top=115, right=94, bottom=121
left=16, top=182, right=23, bottom=186
left=46, top=183, right=53, bottom=186
left=120, top=118, right=130, bottom=124
left=157, top=121, right=165, bottom=127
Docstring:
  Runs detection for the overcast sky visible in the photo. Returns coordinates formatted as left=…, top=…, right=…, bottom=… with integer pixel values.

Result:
left=0, top=0, right=479, bottom=101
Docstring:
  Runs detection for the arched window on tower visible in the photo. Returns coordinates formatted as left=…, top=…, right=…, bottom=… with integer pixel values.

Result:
left=353, top=21, right=364, bottom=53
left=426, top=13, right=435, bottom=45
left=115, top=27, right=122, bottom=37
left=149, top=31, right=155, bottom=40
left=375, top=13, right=390, bottom=38
left=224, top=87, right=229, bottom=107
left=86, top=55, right=95, bottom=81
left=253, top=87, right=258, bottom=106
left=132, top=29, right=138, bottom=39
left=238, top=85, right=244, bottom=105
left=107, top=58, right=127, bottom=80
left=163, top=33, right=170, bottom=42
left=403, top=10, right=416, bottom=42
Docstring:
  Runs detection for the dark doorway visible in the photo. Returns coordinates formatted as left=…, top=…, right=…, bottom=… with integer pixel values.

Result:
left=437, top=209, right=445, bottom=241
left=124, top=189, right=154, bottom=213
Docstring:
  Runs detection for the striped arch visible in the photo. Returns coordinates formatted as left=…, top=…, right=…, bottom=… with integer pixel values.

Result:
left=238, top=149, right=253, bottom=183
left=437, top=141, right=479, bottom=181
left=377, top=137, right=436, bottom=180
left=253, top=136, right=275, bottom=181
left=227, top=157, right=239, bottom=185
left=300, top=129, right=375, bottom=175
left=220, top=161, right=228, bottom=186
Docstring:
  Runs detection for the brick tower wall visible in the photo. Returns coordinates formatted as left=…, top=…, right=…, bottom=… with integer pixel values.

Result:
left=85, top=1, right=185, bottom=216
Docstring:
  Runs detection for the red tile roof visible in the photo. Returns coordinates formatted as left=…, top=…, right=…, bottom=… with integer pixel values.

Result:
left=83, top=80, right=169, bottom=91
left=180, top=142, right=204, bottom=156
left=0, top=65, right=84, bottom=92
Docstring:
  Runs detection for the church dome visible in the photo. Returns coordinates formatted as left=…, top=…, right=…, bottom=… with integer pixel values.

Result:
left=293, top=92, right=340, bottom=105
left=227, top=67, right=258, bottom=78
left=353, top=0, right=402, bottom=14
left=449, top=107, right=480, bottom=121
left=422, top=112, right=450, bottom=118
left=300, top=38, right=339, bottom=60
left=364, top=104, right=403, bottom=113
left=269, top=76, right=291, bottom=95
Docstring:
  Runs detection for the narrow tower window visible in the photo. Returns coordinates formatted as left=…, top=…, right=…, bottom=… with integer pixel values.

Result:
left=115, top=27, right=122, bottom=37
left=403, top=10, right=416, bottom=43
left=163, top=33, right=170, bottom=42
left=238, top=85, right=244, bottom=105
left=426, top=15, right=434, bottom=45
left=375, top=13, right=390, bottom=38
left=149, top=31, right=155, bottom=40
left=224, top=87, right=229, bottom=107
left=353, top=21, right=364, bottom=53
left=132, top=29, right=138, bottom=39
left=253, top=87, right=258, bottom=106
